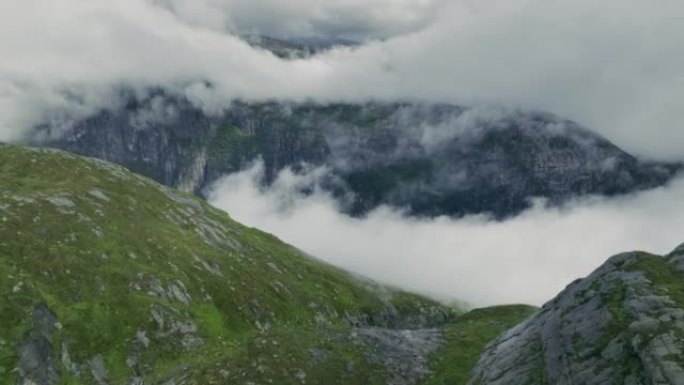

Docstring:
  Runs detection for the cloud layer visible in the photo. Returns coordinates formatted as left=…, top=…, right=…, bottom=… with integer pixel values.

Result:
left=208, top=162, right=684, bottom=306
left=1, top=0, right=683, bottom=160
left=154, top=0, right=444, bottom=41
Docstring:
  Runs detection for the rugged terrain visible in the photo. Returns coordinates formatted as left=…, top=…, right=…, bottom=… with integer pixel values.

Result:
left=0, top=143, right=532, bottom=384
left=2, top=143, right=684, bottom=384
left=469, top=247, right=684, bottom=385
left=29, top=97, right=680, bottom=219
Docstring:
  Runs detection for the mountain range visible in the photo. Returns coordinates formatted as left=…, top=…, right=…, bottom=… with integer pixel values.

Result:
left=28, top=95, right=680, bottom=219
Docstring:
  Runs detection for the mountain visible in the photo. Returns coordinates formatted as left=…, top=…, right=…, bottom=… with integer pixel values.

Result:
left=0, top=142, right=535, bottom=385
left=3, top=142, right=684, bottom=384
left=469, top=247, right=684, bottom=384
left=29, top=96, right=680, bottom=219
left=242, top=35, right=358, bottom=59
left=0, top=143, right=450, bottom=384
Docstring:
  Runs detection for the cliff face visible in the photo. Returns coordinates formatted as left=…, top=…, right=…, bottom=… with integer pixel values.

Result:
left=30, top=98, right=680, bottom=218
left=469, top=248, right=684, bottom=385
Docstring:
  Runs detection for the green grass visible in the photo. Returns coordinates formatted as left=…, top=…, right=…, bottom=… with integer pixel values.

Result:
left=421, top=305, right=537, bottom=385
left=629, top=252, right=684, bottom=308
left=0, top=143, right=454, bottom=384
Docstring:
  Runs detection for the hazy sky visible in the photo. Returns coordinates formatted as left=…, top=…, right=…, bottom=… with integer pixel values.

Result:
left=1, top=0, right=683, bottom=159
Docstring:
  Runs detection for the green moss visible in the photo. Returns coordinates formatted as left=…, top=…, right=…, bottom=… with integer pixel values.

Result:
left=524, top=336, right=548, bottom=385
left=595, top=278, right=629, bottom=354
left=628, top=252, right=684, bottom=308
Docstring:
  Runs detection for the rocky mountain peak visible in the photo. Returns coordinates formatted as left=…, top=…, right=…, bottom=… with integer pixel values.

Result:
left=469, top=247, right=684, bottom=385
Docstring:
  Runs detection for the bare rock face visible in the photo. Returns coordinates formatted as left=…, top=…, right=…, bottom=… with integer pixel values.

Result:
left=469, top=248, right=684, bottom=385
left=354, top=328, right=443, bottom=385
left=17, top=304, right=60, bottom=385
left=30, top=97, right=679, bottom=219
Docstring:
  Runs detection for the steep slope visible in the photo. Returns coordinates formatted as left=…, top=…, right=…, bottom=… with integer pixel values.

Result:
left=0, top=143, right=455, bottom=384
left=469, top=247, right=684, bottom=385
left=29, top=98, right=679, bottom=219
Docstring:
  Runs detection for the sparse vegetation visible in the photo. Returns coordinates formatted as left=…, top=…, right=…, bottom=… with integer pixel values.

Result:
left=421, top=305, right=536, bottom=385
left=0, top=143, right=453, bottom=384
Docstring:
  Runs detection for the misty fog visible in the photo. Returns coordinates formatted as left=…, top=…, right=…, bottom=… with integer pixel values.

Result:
left=208, top=162, right=684, bottom=306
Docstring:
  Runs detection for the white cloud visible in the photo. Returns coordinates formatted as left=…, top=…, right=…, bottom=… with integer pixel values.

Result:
left=153, top=0, right=444, bottom=41
left=207, top=162, right=684, bottom=306
left=1, top=0, right=683, bottom=159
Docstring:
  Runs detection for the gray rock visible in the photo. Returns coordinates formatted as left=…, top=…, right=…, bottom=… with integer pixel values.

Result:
left=32, top=98, right=680, bottom=219
left=150, top=305, right=204, bottom=350
left=88, top=355, right=109, bottom=385
left=88, top=189, right=110, bottom=202
left=354, top=328, right=442, bottom=385
left=469, top=249, right=684, bottom=385
left=16, top=303, right=61, bottom=385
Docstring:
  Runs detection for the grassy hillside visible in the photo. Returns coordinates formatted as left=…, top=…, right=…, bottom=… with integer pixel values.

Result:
left=0, top=143, right=456, bottom=384
left=421, top=305, right=536, bottom=385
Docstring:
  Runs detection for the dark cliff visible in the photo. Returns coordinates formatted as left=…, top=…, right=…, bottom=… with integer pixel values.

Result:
left=30, top=97, right=680, bottom=219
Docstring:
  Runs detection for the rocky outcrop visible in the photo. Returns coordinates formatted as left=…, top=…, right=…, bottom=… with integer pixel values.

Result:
left=469, top=247, right=684, bottom=385
left=29, top=98, right=680, bottom=219
left=16, top=304, right=61, bottom=385
left=354, top=328, right=442, bottom=385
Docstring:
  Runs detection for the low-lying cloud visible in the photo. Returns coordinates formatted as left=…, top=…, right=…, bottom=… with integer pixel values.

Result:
left=207, top=161, right=684, bottom=306
left=1, top=0, right=683, bottom=160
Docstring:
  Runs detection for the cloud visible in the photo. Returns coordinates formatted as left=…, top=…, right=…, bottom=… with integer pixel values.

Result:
left=1, top=0, right=684, bottom=160
left=207, top=161, right=684, bottom=306
left=153, top=0, right=445, bottom=41
left=4, top=0, right=682, bottom=306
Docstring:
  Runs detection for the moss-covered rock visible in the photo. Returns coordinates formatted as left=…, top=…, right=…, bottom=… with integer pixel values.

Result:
left=468, top=250, right=684, bottom=385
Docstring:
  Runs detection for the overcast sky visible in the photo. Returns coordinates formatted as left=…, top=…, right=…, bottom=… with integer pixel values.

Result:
left=1, top=0, right=683, bottom=159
